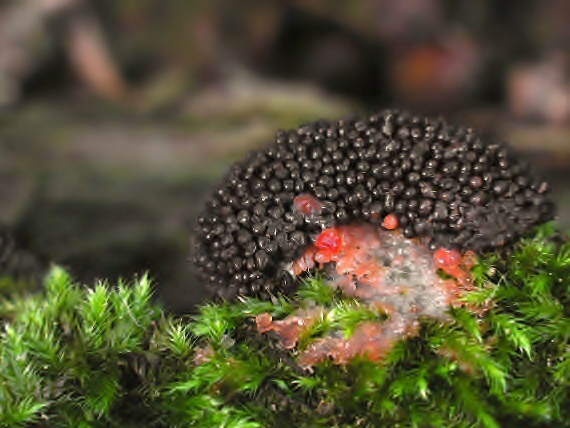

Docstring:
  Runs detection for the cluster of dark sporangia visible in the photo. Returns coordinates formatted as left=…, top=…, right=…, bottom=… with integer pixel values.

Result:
left=193, top=109, right=554, bottom=299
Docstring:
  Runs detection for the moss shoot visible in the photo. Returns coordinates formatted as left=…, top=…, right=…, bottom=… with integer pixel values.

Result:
left=1, top=224, right=568, bottom=427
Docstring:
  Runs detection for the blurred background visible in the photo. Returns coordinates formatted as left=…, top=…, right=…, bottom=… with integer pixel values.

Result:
left=0, top=0, right=568, bottom=312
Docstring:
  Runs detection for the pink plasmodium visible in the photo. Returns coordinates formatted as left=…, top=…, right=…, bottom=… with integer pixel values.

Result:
left=255, top=310, right=320, bottom=349
left=297, top=316, right=417, bottom=369
left=259, top=223, right=477, bottom=369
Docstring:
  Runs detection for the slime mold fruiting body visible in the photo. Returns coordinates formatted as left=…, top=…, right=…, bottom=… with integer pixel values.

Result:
left=194, top=109, right=554, bottom=299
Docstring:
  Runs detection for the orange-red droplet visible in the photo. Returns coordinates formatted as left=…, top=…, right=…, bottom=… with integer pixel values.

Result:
left=315, top=228, right=343, bottom=254
left=382, top=214, right=399, bottom=230
left=433, top=247, right=462, bottom=269
left=293, top=194, right=324, bottom=216
left=433, top=247, right=473, bottom=286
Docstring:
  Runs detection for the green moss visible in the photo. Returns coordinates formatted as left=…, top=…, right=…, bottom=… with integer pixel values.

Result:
left=0, top=225, right=568, bottom=427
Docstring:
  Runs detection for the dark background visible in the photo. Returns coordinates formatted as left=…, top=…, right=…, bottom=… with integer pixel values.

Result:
left=0, top=0, right=568, bottom=312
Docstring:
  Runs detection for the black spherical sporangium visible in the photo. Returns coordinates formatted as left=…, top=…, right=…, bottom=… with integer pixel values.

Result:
left=193, top=110, right=555, bottom=299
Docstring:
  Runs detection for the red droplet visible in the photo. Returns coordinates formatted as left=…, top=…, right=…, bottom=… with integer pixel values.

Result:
left=293, top=194, right=324, bottom=216
left=315, top=228, right=343, bottom=254
left=433, top=247, right=462, bottom=269
left=382, top=214, right=399, bottom=230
